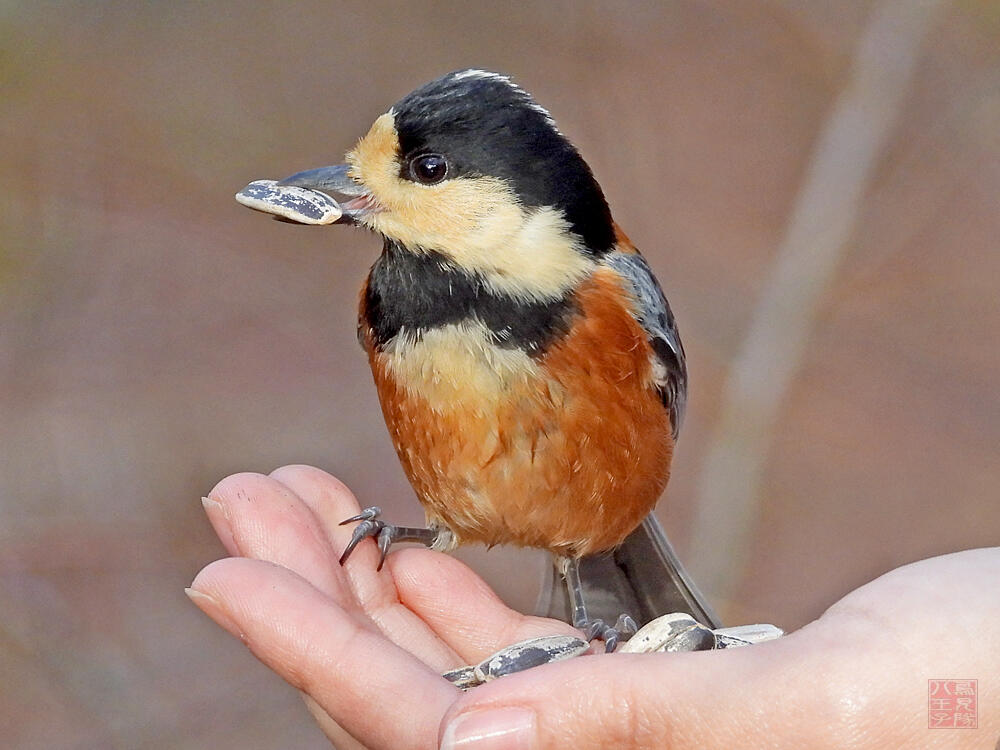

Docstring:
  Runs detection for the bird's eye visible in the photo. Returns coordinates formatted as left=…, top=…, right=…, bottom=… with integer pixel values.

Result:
left=409, top=154, right=448, bottom=185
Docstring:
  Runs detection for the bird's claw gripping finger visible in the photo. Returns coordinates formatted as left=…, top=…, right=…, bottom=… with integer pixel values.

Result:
left=338, top=506, right=393, bottom=569
left=580, top=613, right=639, bottom=653
left=337, top=506, right=445, bottom=570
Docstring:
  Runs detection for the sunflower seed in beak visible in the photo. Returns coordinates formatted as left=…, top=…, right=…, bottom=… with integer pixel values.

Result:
left=235, top=179, right=343, bottom=225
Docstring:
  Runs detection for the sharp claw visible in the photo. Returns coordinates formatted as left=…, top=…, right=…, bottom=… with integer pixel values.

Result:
left=376, top=527, right=393, bottom=571
left=616, top=614, right=639, bottom=636
left=338, top=506, right=382, bottom=526
left=603, top=632, right=619, bottom=653
left=339, top=521, right=374, bottom=565
left=584, top=620, right=605, bottom=642
left=338, top=542, right=358, bottom=566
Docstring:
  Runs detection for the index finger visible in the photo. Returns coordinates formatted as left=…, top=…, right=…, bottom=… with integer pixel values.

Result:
left=190, top=557, right=459, bottom=750
left=388, top=548, right=582, bottom=664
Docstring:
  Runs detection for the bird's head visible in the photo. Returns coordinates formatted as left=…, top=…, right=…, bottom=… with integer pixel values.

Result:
left=278, top=69, right=615, bottom=301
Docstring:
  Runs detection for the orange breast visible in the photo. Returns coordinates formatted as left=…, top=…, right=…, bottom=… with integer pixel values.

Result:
left=363, top=268, right=674, bottom=557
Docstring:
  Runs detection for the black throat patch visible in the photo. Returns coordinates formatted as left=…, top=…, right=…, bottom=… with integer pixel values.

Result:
left=363, top=240, right=578, bottom=355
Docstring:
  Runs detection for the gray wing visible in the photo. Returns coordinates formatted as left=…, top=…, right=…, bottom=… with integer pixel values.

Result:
left=603, top=251, right=687, bottom=437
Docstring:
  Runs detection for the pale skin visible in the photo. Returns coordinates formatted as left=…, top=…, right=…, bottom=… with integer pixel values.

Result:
left=189, top=465, right=998, bottom=749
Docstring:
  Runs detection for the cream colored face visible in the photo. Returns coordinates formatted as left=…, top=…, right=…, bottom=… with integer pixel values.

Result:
left=345, top=112, right=595, bottom=302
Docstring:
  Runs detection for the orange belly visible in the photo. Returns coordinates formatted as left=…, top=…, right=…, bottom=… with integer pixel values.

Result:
left=365, top=270, right=673, bottom=557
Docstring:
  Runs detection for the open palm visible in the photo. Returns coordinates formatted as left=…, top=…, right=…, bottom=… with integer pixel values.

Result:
left=190, top=465, right=998, bottom=749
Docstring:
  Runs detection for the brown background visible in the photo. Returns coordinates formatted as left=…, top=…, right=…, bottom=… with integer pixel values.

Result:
left=1, top=1, right=998, bottom=747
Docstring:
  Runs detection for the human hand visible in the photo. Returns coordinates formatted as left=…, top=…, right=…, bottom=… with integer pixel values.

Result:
left=188, top=466, right=998, bottom=749
left=188, top=465, right=579, bottom=748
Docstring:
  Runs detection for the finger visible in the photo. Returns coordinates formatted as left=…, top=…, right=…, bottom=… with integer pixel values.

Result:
left=269, top=464, right=461, bottom=670
left=438, top=636, right=836, bottom=750
left=189, top=557, right=458, bottom=750
left=388, top=548, right=580, bottom=664
left=301, top=693, right=369, bottom=750
left=266, top=465, right=384, bottom=584
left=202, top=475, right=379, bottom=747
left=204, top=472, right=357, bottom=610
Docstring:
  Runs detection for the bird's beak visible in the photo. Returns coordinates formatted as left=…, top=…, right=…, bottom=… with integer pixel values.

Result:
left=277, top=164, right=380, bottom=224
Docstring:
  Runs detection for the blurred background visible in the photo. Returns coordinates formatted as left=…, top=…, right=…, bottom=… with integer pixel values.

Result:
left=1, top=0, right=998, bottom=747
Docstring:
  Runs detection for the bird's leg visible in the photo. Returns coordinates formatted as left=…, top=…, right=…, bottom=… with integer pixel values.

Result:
left=338, top=506, right=454, bottom=571
left=557, top=556, right=638, bottom=653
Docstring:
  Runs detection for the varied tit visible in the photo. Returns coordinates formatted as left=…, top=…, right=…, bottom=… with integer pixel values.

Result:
left=276, top=69, right=700, bottom=649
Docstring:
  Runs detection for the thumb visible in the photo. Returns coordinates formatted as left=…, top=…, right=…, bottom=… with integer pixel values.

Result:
left=436, top=630, right=850, bottom=750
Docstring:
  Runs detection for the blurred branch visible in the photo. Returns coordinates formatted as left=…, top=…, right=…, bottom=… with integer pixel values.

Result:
left=691, top=0, right=948, bottom=614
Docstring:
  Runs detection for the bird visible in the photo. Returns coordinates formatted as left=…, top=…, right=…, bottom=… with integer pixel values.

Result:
left=275, top=69, right=718, bottom=649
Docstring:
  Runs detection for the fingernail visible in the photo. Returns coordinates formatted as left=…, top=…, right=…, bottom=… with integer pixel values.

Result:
left=201, top=496, right=223, bottom=511
left=201, top=496, right=236, bottom=551
left=440, top=708, right=536, bottom=750
left=185, top=587, right=241, bottom=638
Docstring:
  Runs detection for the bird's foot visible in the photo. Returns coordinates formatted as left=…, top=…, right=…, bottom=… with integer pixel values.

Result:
left=338, top=506, right=444, bottom=570
left=576, top=613, right=639, bottom=653
left=338, top=506, right=392, bottom=569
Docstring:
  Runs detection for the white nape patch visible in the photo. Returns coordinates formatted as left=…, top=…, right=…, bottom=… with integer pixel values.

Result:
left=450, top=69, right=558, bottom=131
left=381, top=320, right=540, bottom=410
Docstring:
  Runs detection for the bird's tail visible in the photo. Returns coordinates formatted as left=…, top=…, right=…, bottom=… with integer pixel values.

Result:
left=538, top=514, right=722, bottom=630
